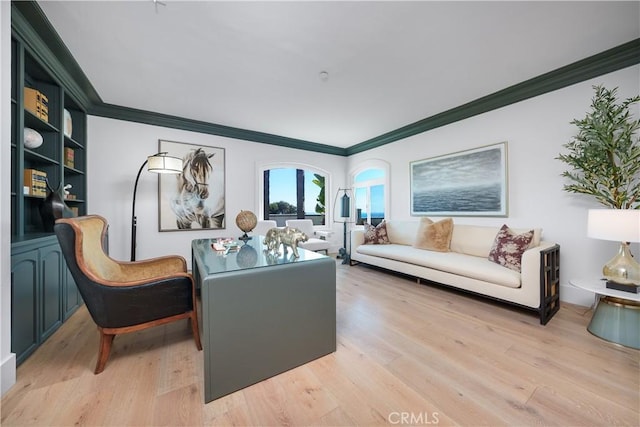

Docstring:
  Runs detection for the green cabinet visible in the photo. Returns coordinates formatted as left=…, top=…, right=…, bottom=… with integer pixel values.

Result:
left=10, top=21, right=87, bottom=365
left=10, top=237, right=68, bottom=365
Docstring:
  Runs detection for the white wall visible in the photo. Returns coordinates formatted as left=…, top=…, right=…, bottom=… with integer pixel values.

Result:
left=87, top=116, right=348, bottom=265
left=347, top=65, right=640, bottom=307
left=1, top=0, right=17, bottom=396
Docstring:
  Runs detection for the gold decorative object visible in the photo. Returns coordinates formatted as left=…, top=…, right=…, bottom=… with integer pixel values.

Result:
left=588, top=209, right=640, bottom=287
left=263, top=227, right=309, bottom=258
left=235, top=210, right=257, bottom=241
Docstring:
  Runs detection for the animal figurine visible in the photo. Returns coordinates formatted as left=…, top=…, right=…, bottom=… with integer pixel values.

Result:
left=39, top=180, right=74, bottom=232
left=263, top=227, right=281, bottom=253
left=263, top=226, right=308, bottom=258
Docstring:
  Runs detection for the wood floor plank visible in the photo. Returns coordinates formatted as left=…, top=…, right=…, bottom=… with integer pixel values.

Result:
left=2, top=259, right=638, bottom=426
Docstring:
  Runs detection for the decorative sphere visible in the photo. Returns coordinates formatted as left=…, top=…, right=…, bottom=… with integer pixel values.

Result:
left=235, top=210, right=257, bottom=233
left=236, top=245, right=258, bottom=268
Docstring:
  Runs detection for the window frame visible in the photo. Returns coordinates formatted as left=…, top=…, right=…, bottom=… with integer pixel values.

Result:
left=349, top=160, right=390, bottom=224
left=257, top=162, right=332, bottom=228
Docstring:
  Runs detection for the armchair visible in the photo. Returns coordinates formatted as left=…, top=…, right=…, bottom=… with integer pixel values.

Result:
left=253, top=220, right=278, bottom=237
left=285, top=219, right=330, bottom=254
left=54, top=215, right=202, bottom=374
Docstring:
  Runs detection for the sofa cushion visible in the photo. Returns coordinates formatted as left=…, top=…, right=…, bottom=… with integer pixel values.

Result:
left=488, top=224, right=534, bottom=272
left=363, top=221, right=390, bottom=244
left=385, top=220, right=420, bottom=246
left=413, top=217, right=453, bottom=252
left=450, top=224, right=542, bottom=257
left=356, top=243, right=521, bottom=288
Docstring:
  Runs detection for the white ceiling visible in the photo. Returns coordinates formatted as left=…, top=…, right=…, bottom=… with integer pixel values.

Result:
left=37, top=1, right=640, bottom=148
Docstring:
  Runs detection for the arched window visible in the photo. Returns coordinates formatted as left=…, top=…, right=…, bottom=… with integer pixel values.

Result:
left=352, top=162, right=389, bottom=225
left=259, top=164, right=329, bottom=227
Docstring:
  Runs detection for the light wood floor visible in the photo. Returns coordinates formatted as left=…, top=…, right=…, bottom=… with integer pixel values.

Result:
left=2, top=259, right=639, bottom=426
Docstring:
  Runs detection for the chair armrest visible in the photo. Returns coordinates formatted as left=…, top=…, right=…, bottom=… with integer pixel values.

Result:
left=315, top=230, right=332, bottom=240
left=112, top=255, right=189, bottom=285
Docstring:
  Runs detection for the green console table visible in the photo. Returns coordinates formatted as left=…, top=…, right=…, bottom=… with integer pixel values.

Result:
left=192, top=237, right=336, bottom=403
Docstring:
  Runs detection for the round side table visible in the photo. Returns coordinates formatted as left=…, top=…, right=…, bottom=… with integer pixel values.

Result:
left=570, top=278, right=640, bottom=349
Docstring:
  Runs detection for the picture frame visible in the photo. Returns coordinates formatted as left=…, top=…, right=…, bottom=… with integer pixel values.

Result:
left=158, top=139, right=226, bottom=231
left=410, top=142, right=508, bottom=217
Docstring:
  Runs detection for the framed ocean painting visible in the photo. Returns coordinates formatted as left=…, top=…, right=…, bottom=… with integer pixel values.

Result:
left=410, top=142, right=508, bottom=217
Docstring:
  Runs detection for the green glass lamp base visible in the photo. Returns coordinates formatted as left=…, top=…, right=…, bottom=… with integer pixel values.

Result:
left=587, top=296, right=640, bottom=349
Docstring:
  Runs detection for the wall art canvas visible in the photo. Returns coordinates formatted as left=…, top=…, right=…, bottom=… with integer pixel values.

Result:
left=410, top=142, right=508, bottom=217
left=158, top=139, right=225, bottom=231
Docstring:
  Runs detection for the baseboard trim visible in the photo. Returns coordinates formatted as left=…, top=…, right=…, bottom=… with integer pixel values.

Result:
left=560, top=283, right=595, bottom=308
left=1, top=352, right=16, bottom=396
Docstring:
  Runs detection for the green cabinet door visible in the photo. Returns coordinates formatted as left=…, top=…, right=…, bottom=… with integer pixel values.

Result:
left=40, top=244, right=63, bottom=341
left=11, top=250, right=39, bottom=364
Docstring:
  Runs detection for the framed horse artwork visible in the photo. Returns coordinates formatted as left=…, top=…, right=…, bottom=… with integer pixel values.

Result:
left=158, top=139, right=226, bottom=231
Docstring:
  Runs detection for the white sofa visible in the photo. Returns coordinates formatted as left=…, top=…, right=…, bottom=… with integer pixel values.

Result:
left=350, top=220, right=560, bottom=324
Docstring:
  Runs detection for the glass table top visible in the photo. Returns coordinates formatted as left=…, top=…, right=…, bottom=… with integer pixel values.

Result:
left=192, top=236, right=327, bottom=276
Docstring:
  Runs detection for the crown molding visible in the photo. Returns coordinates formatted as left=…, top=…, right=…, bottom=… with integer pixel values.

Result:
left=90, top=103, right=348, bottom=156
left=346, top=38, right=640, bottom=155
left=11, top=1, right=101, bottom=111
left=12, top=1, right=640, bottom=157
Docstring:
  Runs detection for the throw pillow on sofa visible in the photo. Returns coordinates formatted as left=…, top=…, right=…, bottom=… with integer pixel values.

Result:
left=413, top=217, right=453, bottom=252
left=488, top=224, right=534, bottom=272
left=363, top=221, right=390, bottom=244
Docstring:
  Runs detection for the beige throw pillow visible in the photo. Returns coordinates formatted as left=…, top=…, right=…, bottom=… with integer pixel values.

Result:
left=413, top=217, right=454, bottom=252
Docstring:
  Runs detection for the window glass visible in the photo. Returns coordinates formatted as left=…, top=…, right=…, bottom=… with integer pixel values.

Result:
left=354, top=168, right=386, bottom=225
left=264, top=167, right=326, bottom=226
left=355, top=187, right=367, bottom=224
left=354, top=168, right=384, bottom=183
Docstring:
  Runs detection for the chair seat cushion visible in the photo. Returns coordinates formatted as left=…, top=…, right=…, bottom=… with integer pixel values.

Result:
left=299, top=238, right=329, bottom=252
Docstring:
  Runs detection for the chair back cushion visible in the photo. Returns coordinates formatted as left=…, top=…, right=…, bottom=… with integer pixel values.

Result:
left=285, top=219, right=314, bottom=236
left=55, top=215, right=194, bottom=329
left=253, top=220, right=278, bottom=236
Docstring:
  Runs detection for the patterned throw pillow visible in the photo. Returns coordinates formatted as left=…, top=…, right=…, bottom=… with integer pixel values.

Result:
left=413, top=217, right=453, bottom=252
left=488, top=224, right=534, bottom=272
left=363, top=221, right=390, bottom=244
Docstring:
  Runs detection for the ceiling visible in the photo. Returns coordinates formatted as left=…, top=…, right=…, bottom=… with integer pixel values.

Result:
left=36, top=1, right=640, bottom=149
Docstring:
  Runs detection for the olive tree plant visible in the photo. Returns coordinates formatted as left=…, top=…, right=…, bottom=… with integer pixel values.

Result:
left=557, top=85, right=640, bottom=209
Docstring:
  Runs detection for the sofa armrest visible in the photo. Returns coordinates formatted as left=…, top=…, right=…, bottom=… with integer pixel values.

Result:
left=350, top=229, right=365, bottom=253
left=521, top=241, right=560, bottom=324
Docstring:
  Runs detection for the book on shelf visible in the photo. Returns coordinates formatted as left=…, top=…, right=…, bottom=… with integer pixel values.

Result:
left=24, top=87, right=49, bottom=122
left=23, top=168, right=47, bottom=197
left=64, top=147, right=75, bottom=168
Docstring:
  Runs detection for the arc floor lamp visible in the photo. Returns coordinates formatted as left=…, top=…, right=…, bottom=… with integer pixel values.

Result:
left=131, top=152, right=182, bottom=261
left=334, top=187, right=353, bottom=264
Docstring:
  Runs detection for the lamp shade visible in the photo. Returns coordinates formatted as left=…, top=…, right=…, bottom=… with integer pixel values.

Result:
left=587, top=209, right=640, bottom=242
left=340, top=193, right=350, bottom=218
left=147, top=153, right=182, bottom=174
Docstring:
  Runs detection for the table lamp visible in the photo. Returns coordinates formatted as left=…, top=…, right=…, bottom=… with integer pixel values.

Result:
left=587, top=209, right=640, bottom=290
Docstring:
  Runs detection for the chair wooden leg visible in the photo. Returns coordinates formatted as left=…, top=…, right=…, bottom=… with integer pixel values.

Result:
left=190, top=311, right=202, bottom=351
left=95, top=328, right=115, bottom=374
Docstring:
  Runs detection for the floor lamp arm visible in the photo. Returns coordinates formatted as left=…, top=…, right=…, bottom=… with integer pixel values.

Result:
left=130, top=159, right=149, bottom=261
